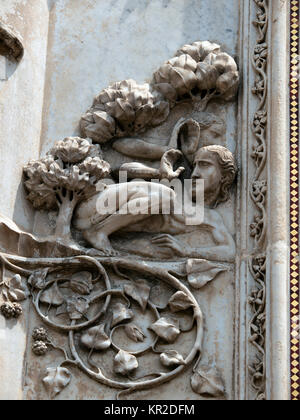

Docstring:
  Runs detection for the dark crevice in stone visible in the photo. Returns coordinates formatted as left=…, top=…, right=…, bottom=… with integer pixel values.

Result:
left=0, top=22, right=24, bottom=62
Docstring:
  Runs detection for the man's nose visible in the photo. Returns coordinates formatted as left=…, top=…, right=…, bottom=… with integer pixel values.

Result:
left=192, top=167, right=201, bottom=179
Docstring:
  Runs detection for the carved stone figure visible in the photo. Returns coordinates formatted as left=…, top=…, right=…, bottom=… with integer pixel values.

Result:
left=0, top=40, right=240, bottom=400
left=73, top=142, right=237, bottom=262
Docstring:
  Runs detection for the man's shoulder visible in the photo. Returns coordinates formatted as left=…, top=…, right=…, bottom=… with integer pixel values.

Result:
left=204, top=207, right=225, bottom=225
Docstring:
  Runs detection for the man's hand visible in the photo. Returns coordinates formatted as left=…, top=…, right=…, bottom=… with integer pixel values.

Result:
left=159, top=149, right=185, bottom=181
left=151, top=234, right=191, bottom=258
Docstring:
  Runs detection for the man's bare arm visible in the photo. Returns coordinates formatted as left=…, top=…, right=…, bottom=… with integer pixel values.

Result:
left=113, top=138, right=168, bottom=160
left=120, top=149, right=185, bottom=181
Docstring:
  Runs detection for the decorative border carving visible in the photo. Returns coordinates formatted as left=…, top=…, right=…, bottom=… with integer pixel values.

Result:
left=290, top=0, right=300, bottom=401
left=248, top=0, right=269, bottom=401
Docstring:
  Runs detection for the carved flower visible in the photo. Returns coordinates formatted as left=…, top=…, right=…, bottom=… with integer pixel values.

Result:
left=252, top=180, right=267, bottom=198
left=254, top=43, right=268, bottom=68
left=250, top=214, right=262, bottom=238
left=251, top=144, right=265, bottom=164
left=252, top=78, right=265, bottom=95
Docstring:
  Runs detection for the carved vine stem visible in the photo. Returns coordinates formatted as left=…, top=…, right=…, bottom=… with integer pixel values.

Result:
left=1, top=253, right=204, bottom=398
left=249, top=0, right=269, bottom=400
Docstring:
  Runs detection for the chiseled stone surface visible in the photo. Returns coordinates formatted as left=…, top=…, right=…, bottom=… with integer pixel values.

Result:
left=0, top=0, right=49, bottom=400
left=0, top=0, right=269, bottom=401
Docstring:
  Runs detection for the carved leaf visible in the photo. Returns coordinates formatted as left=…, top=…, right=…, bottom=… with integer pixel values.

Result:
left=149, top=317, right=180, bottom=344
left=114, top=350, right=138, bottom=376
left=78, top=157, right=111, bottom=180
left=176, top=41, right=221, bottom=62
left=70, top=272, right=93, bottom=296
left=196, top=62, right=219, bottom=90
left=168, top=54, right=198, bottom=72
left=111, top=303, right=134, bottom=328
left=124, top=280, right=150, bottom=312
left=7, top=274, right=28, bottom=302
left=160, top=350, right=186, bottom=367
left=82, top=111, right=114, bottom=144
left=186, top=259, right=227, bottom=289
left=106, top=98, right=135, bottom=122
left=216, top=70, right=240, bottom=101
left=134, top=104, right=153, bottom=131
left=43, top=367, right=72, bottom=399
left=153, top=84, right=177, bottom=107
left=151, top=101, right=170, bottom=127
left=67, top=297, right=90, bottom=320
left=154, top=60, right=198, bottom=98
left=56, top=303, right=67, bottom=316
left=124, top=324, right=146, bottom=343
left=205, top=52, right=237, bottom=73
left=51, top=137, right=91, bottom=164
left=191, top=365, right=225, bottom=398
left=40, top=282, right=64, bottom=307
left=28, top=268, right=49, bottom=290
left=168, top=291, right=193, bottom=313
left=80, top=324, right=111, bottom=351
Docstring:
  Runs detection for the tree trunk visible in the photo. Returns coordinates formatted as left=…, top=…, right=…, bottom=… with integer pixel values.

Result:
left=55, top=197, right=77, bottom=241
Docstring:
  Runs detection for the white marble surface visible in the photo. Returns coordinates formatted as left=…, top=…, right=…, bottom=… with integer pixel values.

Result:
left=40, top=0, right=239, bottom=155
left=0, top=0, right=241, bottom=400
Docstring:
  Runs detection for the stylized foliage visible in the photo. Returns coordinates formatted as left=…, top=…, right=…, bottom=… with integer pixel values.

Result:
left=124, top=324, right=146, bottom=343
left=154, top=41, right=239, bottom=107
left=81, top=41, right=239, bottom=144
left=149, top=317, right=180, bottom=344
left=23, top=137, right=111, bottom=240
left=114, top=350, right=138, bottom=376
left=43, top=367, right=72, bottom=399
left=191, top=365, right=225, bottom=398
left=160, top=350, right=186, bottom=368
left=81, top=79, right=170, bottom=143
left=81, top=324, right=111, bottom=351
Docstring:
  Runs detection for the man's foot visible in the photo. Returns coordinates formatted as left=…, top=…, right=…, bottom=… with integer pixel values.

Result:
left=84, top=230, right=119, bottom=257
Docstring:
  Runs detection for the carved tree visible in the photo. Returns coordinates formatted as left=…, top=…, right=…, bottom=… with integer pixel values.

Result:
left=81, top=41, right=239, bottom=144
left=23, top=137, right=110, bottom=241
left=154, top=41, right=239, bottom=105
left=81, top=79, right=170, bottom=143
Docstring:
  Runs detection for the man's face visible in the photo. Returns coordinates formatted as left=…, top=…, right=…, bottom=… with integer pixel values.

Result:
left=191, top=150, right=222, bottom=202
